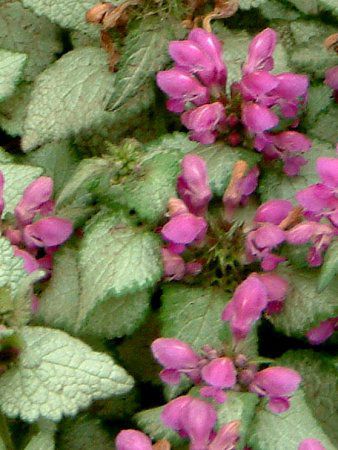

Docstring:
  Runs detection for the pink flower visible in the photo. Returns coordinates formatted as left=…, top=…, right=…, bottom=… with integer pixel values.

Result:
left=157, top=68, right=209, bottom=113
left=12, top=247, right=39, bottom=274
left=181, top=102, right=226, bottom=144
left=162, top=248, right=186, bottom=281
left=161, top=213, right=207, bottom=245
left=298, top=438, right=326, bottom=450
left=254, top=199, right=293, bottom=225
left=15, top=177, right=54, bottom=226
left=161, top=395, right=193, bottom=436
left=188, top=28, right=227, bottom=85
left=200, top=357, right=236, bottom=403
left=23, top=217, right=73, bottom=249
left=286, top=222, right=335, bottom=266
left=240, top=71, right=279, bottom=102
left=208, top=421, right=240, bottom=450
left=151, top=338, right=200, bottom=384
left=242, top=28, right=277, bottom=75
left=259, top=273, right=288, bottom=314
left=222, top=274, right=268, bottom=340
left=115, top=429, right=152, bottom=450
left=242, top=103, right=279, bottom=133
left=177, top=155, right=212, bottom=216
left=250, top=366, right=301, bottom=413
left=306, top=318, right=338, bottom=345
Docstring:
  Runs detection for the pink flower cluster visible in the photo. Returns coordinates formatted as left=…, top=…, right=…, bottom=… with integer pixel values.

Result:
left=157, top=27, right=311, bottom=176
left=161, top=155, right=211, bottom=280
left=222, top=272, right=288, bottom=340
left=151, top=337, right=301, bottom=414
left=0, top=174, right=73, bottom=308
left=246, top=157, right=338, bottom=270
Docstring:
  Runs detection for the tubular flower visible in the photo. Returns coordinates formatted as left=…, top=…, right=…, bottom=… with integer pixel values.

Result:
left=116, top=429, right=153, bottom=450
left=306, top=318, right=338, bottom=345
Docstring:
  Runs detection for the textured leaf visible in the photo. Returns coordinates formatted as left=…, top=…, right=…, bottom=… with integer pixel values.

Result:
left=268, top=266, right=338, bottom=337
left=0, top=162, right=43, bottom=215
left=259, top=0, right=301, bottom=20
left=23, top=141, right=78, bottom=195
left=107, top=16, right=173, bottom=110
left=134, top=406, right=182, bottom=446
left=318, top=241, right=338, bottom=292
left=22, top=0, right=102, bottom=37
left=279, top=350, right=338, bottom=447
left=239, top=0, right=266, bottom=9
left=58, top=416, right=115, bottom=450
left=0, top=326, right=134, bottom=422
left=308, top=104, right=338, bottom=145
left=78, top=211, right=162, bottom=325
left=37, top=245, right=150, bottom=339
left=0, top=49, right=26, bottom=102
left=22, top=48, right=115, bottom=151
left=303, top=84, right=332, bottom=130
left=248, top=390, right=335, bottom=450
left=0, top=2, right=62, bottom=81
left=0, top=237, right=26, bottom=304
left=161, top=284, right=229, bottom=352
left=286, top=0, right=319, bottom=14
left=124, top=151, right=183, bottom=224
left=259, top=140, right=336, bottom=203
left=193, top=143, right=261, bottom=196
left=318, top=0, right=338, bottom=15
left=216, top=392, right=259, bottom=450
left=289, top=20, right=337, bottom=78
left=0, top=83, right=32, bottom=137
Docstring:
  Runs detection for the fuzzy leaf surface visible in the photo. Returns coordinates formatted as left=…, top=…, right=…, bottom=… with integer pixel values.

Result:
left=0, top=326, right=134, bottom=422
left=37, top=245, right=150, bottom=339
left=318, top=241, right=338, bottom=292
left=269, top=267, right=338, bottom=337
left=21, top=0, right=103, bottom=36
left=107, top=16, right=174, bottom=110
left=22, top=48, right=115, bottom=151
left=0, top=162, right=43, bottom=215
left=279, top=350, right=338, bottom=446
left=0, top=237, right=26, bottom=305
left=0, top=49, right=26, bottom=102
left=0, top=2, right=62, bottom=81
left=78, top=211, right=162, bottom=325
left=0, top=83, right=32, bottom=137
left=248, top=390, right=335, bottom=450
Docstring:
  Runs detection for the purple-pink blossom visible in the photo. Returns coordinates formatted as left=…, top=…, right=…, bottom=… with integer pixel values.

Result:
left=298, top=438, right=326, bottom=450
left=249, top=366, right=301, bottom=413
left=222, top=272, right=288, bottom=339
left=306, top=318, right=338, bottom=345
left=242, top=28, right=277, bottom=75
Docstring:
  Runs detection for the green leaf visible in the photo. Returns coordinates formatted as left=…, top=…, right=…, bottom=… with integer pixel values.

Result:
left=0, top=237, right=26, bottom=298
left=58, top=416, right=115, bottom=450
left=279, top=350, right=338, bottom=447
left=78, top=211, right=162, bottom=325
left=24, top=422, right=56, bottom=450
left=22, top=0, right=101, bottom=37
left=193, top=143, right=261, bottom=196
left=124, top=151, right=182, bottom=224
left=286, top=0, right=319, bottom=14
left=0, top=326, right=134, bottom=422
left=0, top=2, right=62, bottom=81
left=37, top=245, right=150, bottom=339
left=134, top=406, right=182, bottom=446
left=23, top=141, right=78, bottom=196
left=239, top=0, right=266, bottom=9
left=107, top=16, right=174, bottom=110
left=289, top=20, right=337, bottom=78
left=0, top=49, right=26, bottom=102
left=248, top=390, right=335, bottom=450
left=0, top=82, right=32, bottom=137
left=22, top=48, right=115, bottom=151
left=259, top=140, right=336, bottom=203
left=308, top=104, right=338, bottom=145
left=161, top=284, right=229, bottom=352
left=215, top=392, right=259, bottom=450
left=0, top=162, right=43, bottom=215
left=318, top=0, right=338, bottom=15
left=259, top=0, right=301, bottom=20
left=303, top=84, right=332, bottom=129
left=318, top=241, right=338, bottom=292
left=268, top=266, right=338, bottom=338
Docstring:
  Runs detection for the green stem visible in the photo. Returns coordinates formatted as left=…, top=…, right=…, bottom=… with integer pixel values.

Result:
left=0, top=412, right=14, bottom=450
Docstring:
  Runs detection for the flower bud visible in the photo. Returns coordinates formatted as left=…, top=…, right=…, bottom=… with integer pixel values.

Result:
left=167, top=198, right=189, bottom=217
left=23, top=217, right=73, bottom=248
left=254, top=199, right=293, bottom=225
left=298, top=438, right=326, bottom=450
left=161, top=213, right=207, bottom=245
left=306, top=318, right=338, bottom=345
left=243, top=28, right=277, bottom=75
left=161, top=248, right=186, bottom=281
left=115, top=429, right=152, bottom=450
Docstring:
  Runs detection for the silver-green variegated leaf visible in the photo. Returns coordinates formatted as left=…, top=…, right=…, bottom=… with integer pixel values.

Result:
left=0, top=326, right=134, bottom=422
left=0, top=83, right=32, bottom=137
left=0, top=2, right=62, bottom=81
left=318, top=240, right=338, bottom=292
left=22, top=48, right=115, bottom=151
left=0, top=49, right=26, bottom=102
